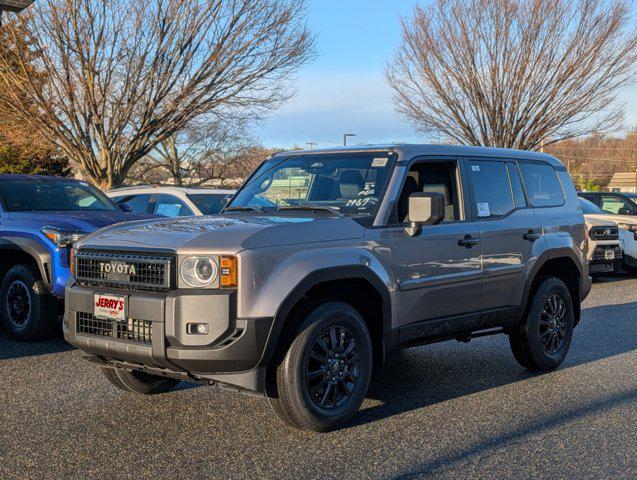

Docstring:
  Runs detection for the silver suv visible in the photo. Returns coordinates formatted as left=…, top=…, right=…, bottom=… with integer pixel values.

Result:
left=64, top=145, right=591, bottom=432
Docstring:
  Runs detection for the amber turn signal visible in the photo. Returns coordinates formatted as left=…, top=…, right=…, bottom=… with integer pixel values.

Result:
left=219, top=256, right=238, bottom=288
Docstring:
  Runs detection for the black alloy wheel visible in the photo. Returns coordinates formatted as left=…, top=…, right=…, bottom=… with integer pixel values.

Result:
left=6, top=280, right=31, bottom=329
left=539, top=293, right=568, bottom=355
left=305, top=325, right=360, bottom=410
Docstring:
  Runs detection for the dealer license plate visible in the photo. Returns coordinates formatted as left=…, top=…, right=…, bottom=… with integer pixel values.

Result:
left=605, top=250, right=615, bottom=260
left=94, top=293, right=127, bottom=322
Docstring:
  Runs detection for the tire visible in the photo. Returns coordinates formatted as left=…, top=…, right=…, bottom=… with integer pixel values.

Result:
left=509, top=277, right=574, bottom=371
left=622, top=261, right=637, bottom=275
left=107, top=368, right=180, bottom=395
left=101, top=367, right=130, bottom=391
left=0, top=263, right=58, bottom=341
left=268, top=301, right=373, bottom=432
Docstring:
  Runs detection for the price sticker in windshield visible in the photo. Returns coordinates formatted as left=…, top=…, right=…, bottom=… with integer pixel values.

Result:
left=372, top=157, right=388, bottom=167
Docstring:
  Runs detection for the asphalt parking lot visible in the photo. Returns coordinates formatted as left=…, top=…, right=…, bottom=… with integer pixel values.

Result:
left=0, top=276, right=635, bottom=480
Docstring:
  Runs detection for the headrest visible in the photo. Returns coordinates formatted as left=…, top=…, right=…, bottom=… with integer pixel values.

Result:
left=339, top=170, right=364, bottom=198
left=423, top=183, right=449, bottom=204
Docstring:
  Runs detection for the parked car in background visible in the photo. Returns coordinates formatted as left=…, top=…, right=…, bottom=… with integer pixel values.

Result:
left=578, top=198, right=622, bottom=275
left=578, top=191, right=637, bottom=216
left=580, top=197, right=637, bottom=274
left=65, top=145, right=590, bottom=431
left=0, top=175, right=152, bottom=340
left=107, top=186, right=235, bottom=217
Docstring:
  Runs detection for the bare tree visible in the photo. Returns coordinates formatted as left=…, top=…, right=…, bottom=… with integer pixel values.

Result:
left=128, top=117, right=270, bottom=186
left=387, top=0, right=637, bottom=150
left=0, top=0, right=314, bottom=188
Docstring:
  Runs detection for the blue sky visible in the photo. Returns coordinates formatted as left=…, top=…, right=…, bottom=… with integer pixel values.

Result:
left=256, top=0, right=637, bottom=149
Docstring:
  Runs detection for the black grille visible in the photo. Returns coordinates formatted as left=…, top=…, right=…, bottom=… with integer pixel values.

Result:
left=76, top=312, right=152, bottom=344
left=589, top=226, right=619, bottom=241
left=75, top=251, right=172, bottom=292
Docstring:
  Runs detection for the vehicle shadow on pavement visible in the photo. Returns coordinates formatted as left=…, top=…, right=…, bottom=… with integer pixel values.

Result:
left=355, top=301, right=637, bottom=428
left=387, top=387, right=637, bottom=479
left=0, top=316, right=75, bottom=360
left=0, top=336, right=75, bottom=360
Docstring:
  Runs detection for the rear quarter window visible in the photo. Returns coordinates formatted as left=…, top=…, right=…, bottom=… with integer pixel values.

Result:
left=518, top=162, right=565, bottom=207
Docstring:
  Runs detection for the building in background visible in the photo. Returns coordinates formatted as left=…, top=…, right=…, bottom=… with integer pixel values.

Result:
left=608, top=172, right=637, bottom=193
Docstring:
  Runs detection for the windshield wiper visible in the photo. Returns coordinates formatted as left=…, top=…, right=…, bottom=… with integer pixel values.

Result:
left=277, top=205, right=343, bottom=215
left=224, top=206, right=265, bottom=213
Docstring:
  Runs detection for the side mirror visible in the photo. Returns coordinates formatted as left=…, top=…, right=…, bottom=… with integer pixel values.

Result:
left=119, top=203, right=133, bottom=213
left=405, top=192, right=445, bottom=237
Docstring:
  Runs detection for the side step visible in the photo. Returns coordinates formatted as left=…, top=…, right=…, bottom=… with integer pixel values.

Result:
left=455, top=328, right=505, bottom=343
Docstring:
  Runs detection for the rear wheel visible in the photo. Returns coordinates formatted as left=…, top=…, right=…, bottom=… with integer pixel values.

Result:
left=509, top=277, right=574, bottom=371
left=0, top=264, right=57, bottom=341
left=101, top=367, right=180, bottom=394
left=268, top=301, right=373, bottom=432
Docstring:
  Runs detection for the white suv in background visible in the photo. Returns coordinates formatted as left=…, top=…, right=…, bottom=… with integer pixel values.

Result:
left=580, top=197, right=637, bottom=274
left=107, top=186, right=235, bottom=217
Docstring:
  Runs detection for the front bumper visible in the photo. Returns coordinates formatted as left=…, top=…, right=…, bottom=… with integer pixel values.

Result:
left=63, top=282, right=273, bottom=393
left=589, top=244, right=622, bottom=273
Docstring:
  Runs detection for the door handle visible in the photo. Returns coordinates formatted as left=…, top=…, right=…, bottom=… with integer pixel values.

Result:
left=458, top=235, right=480, bottom=248
left=523, top=230, right=542, bottom=242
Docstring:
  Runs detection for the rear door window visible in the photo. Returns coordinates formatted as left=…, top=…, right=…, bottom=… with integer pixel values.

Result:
left=153, top=194, right=193, bottom=217
left=467, top=160, right=515, bottom=218
left=113, top=194, right=152, bottom=214
left=518, top=163, right=565, bottom=207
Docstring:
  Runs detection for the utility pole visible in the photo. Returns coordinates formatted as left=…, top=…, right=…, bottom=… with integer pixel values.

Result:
left=306, top=142, right=317, bottom=150
left=343, top=133, right=356, bottom=146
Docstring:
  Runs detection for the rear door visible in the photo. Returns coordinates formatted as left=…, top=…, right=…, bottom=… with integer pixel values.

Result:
left=465, top=158, right=541, bottom=313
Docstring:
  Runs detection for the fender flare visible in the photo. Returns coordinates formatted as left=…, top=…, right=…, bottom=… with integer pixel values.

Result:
left=257, top=265, right=393, bottom=368
left=520, top=248, right=584, bottom=324
left=0, top=236, right=53, bottom=288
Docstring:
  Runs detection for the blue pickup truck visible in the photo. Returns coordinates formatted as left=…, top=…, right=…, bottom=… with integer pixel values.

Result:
left=0, top=175, right=150, bottom=340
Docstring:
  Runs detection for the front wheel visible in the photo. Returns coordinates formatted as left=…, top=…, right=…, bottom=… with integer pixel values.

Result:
left=509, top=277, right=574, bottom=371
left=0, top=264, right=58, bottom=341
left=101, top=367, right=180, bottom=394
left=268, top=301, right=373, bottom=432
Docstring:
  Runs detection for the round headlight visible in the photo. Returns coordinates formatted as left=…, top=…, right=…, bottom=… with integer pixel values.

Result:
left=180, top=256, right=218, bottom=288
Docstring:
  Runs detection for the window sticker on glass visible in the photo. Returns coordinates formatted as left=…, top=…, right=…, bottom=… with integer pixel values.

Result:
left=471, top=165, right=480, bottom=172
left=372, top=157, right=388, bottom=168
left=477, top=202, right=491, bottom=217
left=156, top=203, right=181, bottom=217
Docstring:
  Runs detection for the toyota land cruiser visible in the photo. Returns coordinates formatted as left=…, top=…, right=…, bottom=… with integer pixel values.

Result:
left=64, top=145, right=591, bottom=432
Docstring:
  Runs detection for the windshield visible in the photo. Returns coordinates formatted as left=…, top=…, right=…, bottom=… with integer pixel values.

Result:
left=0, top=179, right=117, bottom=212
left=229, top=153, right=393, bottom=217
left=579, top=197, right=604, bottom=215
left=187, top=193, right=233, bottom=215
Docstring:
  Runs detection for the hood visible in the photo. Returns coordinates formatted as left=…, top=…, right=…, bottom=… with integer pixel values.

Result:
left=583, top=214, right=618, bottom=228
left=77, top=214, right=366, bottom=254
left=583, top=213, right=637, bottom=226
left=10, top=210, right=152, bottom=233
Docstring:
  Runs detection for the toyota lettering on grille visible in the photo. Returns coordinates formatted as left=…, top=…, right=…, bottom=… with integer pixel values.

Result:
left=99, top=262, right=137, bottom=276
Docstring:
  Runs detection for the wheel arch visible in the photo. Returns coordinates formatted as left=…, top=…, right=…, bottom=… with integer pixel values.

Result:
left=521, top=250, right=583, bottom=327
left=259, top=266, right=392, bottom=376
left=0, top=237, right=52, bottom=288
